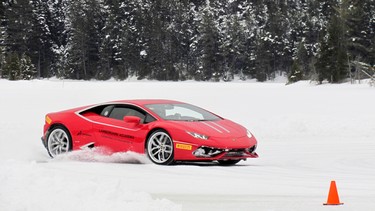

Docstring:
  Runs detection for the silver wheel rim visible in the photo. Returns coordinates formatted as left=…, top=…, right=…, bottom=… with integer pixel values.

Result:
left=48, top=128, right=70, bottom=157
left=147, top=131, right=173, bottom=164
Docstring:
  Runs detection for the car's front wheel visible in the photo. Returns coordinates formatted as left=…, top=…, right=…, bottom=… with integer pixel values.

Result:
left=146, top=130, right=174, bottom=165
left=46, top=126, right=72, bottom=158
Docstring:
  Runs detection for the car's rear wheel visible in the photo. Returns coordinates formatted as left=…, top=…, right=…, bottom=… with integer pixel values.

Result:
left=46, top=126, right=72, bottom=158
left=217, top=159, right=241, bottom=166
left=146, top=130, right=174, bottom=165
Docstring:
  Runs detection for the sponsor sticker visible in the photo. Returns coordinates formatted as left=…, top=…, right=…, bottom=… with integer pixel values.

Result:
left=176, top=143, right=192, bottom=150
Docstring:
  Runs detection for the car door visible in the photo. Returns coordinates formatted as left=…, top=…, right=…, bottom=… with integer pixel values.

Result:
left=92, top=105, right=152, bottom=153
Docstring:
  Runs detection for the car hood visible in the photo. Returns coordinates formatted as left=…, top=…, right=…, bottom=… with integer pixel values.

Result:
left=167, top=119, right=247, bottom=138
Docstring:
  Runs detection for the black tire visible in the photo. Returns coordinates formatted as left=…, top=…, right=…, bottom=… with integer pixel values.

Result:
left=46, top=125, right=72, bottom=158
left=217, top=159, right=241, bottom=166
left=146, top=130, right=174, bottom=165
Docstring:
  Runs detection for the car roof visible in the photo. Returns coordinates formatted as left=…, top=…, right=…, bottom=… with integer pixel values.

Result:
left=111, top=99, right=184, bottom=106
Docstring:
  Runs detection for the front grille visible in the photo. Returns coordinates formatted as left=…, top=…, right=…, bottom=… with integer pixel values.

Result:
left=224, top=149, right=247, bottom=157
left=193, top=146, right=224, bottom=158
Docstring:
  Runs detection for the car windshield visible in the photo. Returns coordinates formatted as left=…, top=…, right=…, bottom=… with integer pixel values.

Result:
left=145, top=103, right=222, bottom=121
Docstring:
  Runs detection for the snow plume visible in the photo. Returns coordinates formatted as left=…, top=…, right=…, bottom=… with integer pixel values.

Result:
left=54, top=147, right=151, bottom=164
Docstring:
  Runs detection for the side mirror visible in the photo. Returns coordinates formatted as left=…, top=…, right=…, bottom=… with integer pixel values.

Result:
left=123, top=116, right=141, bottom=126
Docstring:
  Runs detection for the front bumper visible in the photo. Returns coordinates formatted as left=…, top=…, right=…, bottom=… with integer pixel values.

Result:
left=192, top=145, right=258, bottom=160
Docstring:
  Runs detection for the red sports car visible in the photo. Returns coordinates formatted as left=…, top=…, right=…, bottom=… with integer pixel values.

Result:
left=42, top=99, right=258, bottom=165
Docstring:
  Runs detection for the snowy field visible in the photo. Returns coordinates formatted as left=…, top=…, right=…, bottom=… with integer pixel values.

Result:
left=0, top=78, right=374, bottom=211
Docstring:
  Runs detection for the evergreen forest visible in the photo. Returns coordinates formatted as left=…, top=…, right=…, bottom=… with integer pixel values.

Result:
left=0, top=0, right=374, bottom=83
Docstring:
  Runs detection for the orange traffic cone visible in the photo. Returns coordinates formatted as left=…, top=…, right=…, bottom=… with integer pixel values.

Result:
left=323, top=180, right=344, bottom=205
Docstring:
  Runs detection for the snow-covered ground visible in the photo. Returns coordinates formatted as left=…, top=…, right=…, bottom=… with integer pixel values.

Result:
left=0, top=79, right=374, bottom=211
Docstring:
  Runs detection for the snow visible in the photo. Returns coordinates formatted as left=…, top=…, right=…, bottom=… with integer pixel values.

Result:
left=140, top=50, right=147, bottom=56
left=1, top=79, right=375, bottom=211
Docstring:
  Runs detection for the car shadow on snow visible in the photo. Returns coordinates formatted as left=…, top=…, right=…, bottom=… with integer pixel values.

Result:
left=173, top=161, right=256, bottom=167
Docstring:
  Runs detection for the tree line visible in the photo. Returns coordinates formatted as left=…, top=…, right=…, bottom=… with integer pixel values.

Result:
left=0, top=0, right=374, bottom=83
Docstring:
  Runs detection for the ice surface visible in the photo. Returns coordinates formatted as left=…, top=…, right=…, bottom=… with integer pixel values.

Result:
left=0, top=79, right=374, bottom=210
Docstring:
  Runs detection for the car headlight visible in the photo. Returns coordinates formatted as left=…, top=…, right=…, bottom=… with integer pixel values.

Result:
left=186, top=131, right=209, bottom=140
left=247, top=130, right=253, bottom=138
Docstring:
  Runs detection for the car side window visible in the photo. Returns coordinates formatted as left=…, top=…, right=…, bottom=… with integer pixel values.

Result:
left=108, top=106, right=148, bottom=123
left=144, top=113, right=156, bottom=124
left=109, top=107, right=131, bottom=120
left=101, top=105, right=114, bottom=117
left=125, top=108, right=145, bottom=120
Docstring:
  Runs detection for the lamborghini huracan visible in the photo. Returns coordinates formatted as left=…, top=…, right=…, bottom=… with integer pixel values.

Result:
left=42, top=99, right=258, bottom=165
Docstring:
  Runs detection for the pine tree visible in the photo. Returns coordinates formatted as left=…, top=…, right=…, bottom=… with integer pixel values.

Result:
left=252, top=2, right=271, bottom=82
left=2, top=0, right=52, bottom=79
left=4, top=53, right=21, bottom=80
left=99, top=0, right=122, bottom=80
left=107, top=0, right=144, bottom=80
left=185, top=2, right=201, bottom=79
left=288, top=60, right=303, bottom=84
left=197, top=1, right=221, bottom=81
left=46, top=0, right=69, bottom=77
left=316, top=0, right=349, bottom=83
left=255, top=36, right=271, bottom=82
left=3, top=0, right=33, bottom=54
left=259, top=0, right=291, bottom=80
left=20, top=53, right=37, bottom=80
left=220, top=4, right=248, bottom=81
left=0, top=2, right=6, bottom=78
left=28, top=0, right=55, bottom=78
left=147, top=0, right=176, bottom=80
left=302, top=0, right=323, bottom=78
left=65, top=0, right=104, bottom=80
left=163, top=0, right=192, bottom=81
left=240, top=1, right=258, bottom=79
left=133, top=0, right=153, bottom=80
left=347, top=0, right=375, bottom=65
